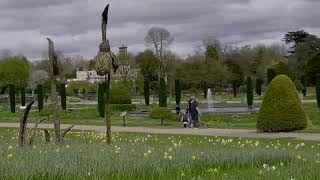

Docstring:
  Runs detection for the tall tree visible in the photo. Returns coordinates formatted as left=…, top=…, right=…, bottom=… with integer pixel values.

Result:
left=145, top=27, right=174, bottom=80
left=0, top=56, right=30, bottom=88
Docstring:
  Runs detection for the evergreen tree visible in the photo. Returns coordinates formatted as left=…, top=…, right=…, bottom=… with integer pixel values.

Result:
left=301, top=75, right=307, bottom=97
left=159, top=78, right=167, bottom=107
left=98, top=83, right=105, bottom=117
left=37, top=84, right=44, bottom=112
left=60, top=83, right=67, bottom=110
left=144, top=79, right=150, bottom=106
left=255, top=78, right=262, bottom=96
left=267, top=68, right=277, bottom=84
left=20, top=87, right=26, bottom=106
left=9, top=84, right=15, bottom=113
left=175, top=79, right=181, bottom=106
left=316, top=74, right=320, bottom=110
left=232, top=80, right=237, bottom=98
left=246, top=77, right=253, bottom=107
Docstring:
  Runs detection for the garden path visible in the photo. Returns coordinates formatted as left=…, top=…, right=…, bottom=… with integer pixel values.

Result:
left=0, top=123, right=320, bottom=141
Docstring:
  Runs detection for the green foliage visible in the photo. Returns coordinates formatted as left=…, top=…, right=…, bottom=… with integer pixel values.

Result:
left=301, top=75, right=307, bottom=97
left=246, top=77, right=253, bottom=107
left=255, top=78, right=262, bottom=96
left=159, top=78, right=167, bottom=107
left=267, top=68, right=277, bottom=84
left=39, top=106, right=53, bottom=117
left=66, top=81, right=96, bottom=96
left=149, top=107, right=173, bottom=125
left=37, top=84, right=44, bottom=112
left=205, top=45, right=219, bottom=61
left=110, top=85, right=132, bottom=104
left=98, top=83, right=105, bottom=118
left=257, top=75, right=307, bottom=132
left=60, top=83, right=67, bottom=110
left=175, top=79, right=181, bottom=106
left=8, top=84, right=15, bottom=113
left=20, top=87, right=26, bottom=106
left=316, top=74, right=320, bottom=109
left=306, top=53, right=320, bottom=85
left=111, top=104, right=136, bottom=112
left=0, top=56, right=30, bottom=87
left=144, top=80, right=150, bottom=106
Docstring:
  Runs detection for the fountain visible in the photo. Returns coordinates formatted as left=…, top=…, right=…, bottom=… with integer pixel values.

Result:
left=207, top=88, right=213, bottom=110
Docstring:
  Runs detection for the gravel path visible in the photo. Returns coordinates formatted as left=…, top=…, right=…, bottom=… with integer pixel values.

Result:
left=0, top=123, right=320, bottom=141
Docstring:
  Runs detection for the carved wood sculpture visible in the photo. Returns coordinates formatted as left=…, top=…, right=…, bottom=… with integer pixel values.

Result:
left=47, top=38, right=74, bottom=143
left=19, top=100, right=48, bottom=146
left=47, top=38, right=62, bottom=143
left=94, top=4, right=119, bottom=144
left=19, top=100, right=34, bottom=147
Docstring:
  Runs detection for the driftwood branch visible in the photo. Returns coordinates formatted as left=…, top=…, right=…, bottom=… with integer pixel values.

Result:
left=61, top=125, right=75, bottom=138
left=28, top=118, right=47, bottom=146
left=19, top=100, right=34, bottom=147
left=43, top=129, right=50, bottom=143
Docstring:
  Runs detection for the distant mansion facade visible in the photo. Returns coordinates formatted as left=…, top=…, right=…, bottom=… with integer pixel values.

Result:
left=67, top=65, right=139, bottom=83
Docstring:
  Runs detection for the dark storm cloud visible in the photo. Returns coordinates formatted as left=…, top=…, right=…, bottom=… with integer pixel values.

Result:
left=0, top=0, right=319, bottom=60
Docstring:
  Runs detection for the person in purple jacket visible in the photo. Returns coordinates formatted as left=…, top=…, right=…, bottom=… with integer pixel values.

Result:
left=188, top=96, right=201, bottom=128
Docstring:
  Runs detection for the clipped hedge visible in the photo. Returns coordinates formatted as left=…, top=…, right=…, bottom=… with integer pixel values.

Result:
left=149, top=107, right=173, bottom=125
left=257, top=75, right=307, bottom=132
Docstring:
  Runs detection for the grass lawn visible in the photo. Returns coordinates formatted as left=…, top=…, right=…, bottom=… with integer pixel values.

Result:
left=0, top=128, right=320, bottom=179
left=0, top=102, right=320, bottom=132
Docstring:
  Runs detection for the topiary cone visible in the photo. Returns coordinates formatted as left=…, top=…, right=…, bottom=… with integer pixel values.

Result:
left=257, top=75, right=307, bottom=132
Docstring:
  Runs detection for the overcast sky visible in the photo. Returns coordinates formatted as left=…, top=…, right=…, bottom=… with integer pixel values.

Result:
left=0, top=0, right=320, bottom=60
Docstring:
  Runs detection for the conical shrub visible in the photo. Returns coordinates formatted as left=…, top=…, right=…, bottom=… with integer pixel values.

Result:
left=257, top=75, right=307, bottom=132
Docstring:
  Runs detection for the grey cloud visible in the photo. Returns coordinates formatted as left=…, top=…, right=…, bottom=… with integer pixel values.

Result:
left=0, top=0, right=319, bottom=60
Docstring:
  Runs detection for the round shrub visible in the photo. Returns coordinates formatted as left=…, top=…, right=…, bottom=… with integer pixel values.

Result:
left=110, top=86, right=132, bottom=104
left=39, top=106, right=53, bottom=117
left=111, top=104, right=136, bottom=112
left=149, top=107, right=173, bottom=125
left=257, top=75, right=307, bottom=132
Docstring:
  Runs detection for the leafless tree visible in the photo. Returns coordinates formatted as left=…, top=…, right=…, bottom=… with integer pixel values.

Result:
left=145, top=27, right=174, bottom=79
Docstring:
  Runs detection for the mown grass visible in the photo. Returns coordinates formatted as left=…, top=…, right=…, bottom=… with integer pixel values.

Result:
left=0, top=103, right=320, bottom=132
left=0, top=129, right=320, bottom=179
